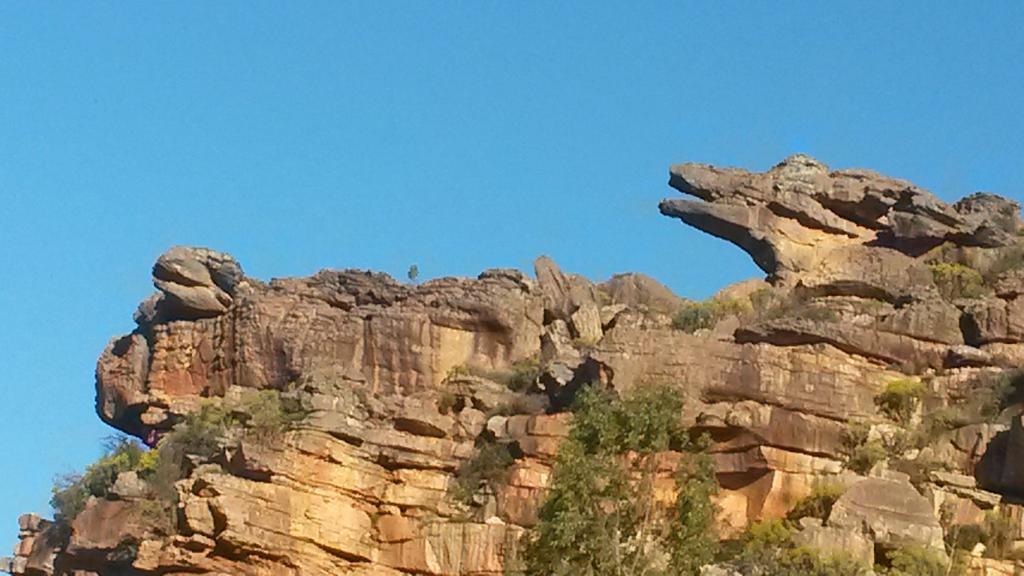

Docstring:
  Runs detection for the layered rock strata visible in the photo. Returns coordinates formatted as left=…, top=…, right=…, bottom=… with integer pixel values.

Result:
left=8, top=155, right=1024, bottom=575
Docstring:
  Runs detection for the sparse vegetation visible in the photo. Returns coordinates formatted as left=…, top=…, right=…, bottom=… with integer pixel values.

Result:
left=487, top=394, right=548, bottom=417
left=236, top=389, right=308, bottom=442
left=979, top=510, right=1017, bottom=559
left=673, top=297, right=749, bottom=333
left=880, top=427, right=913, bottom=458
left=875, top=379, right=925, bottom=424
left=786, top=483, right=845, bottom=523
left=906, top=370, right=1024, bottom=439
left=518, top=384, right=718, bottom=575
left=437, top=390, right=461, bottom=415
left=930, top=263, right=987, bottom=300
left=878, top=545, right=949, bottom=576
left=500, top=358, right=542, bottom=392
left=161, top=401, right=236, bottom=462
left=748, top=289, right=840, bottom=324
left=841, top=422, right=887, bottom=475
left=729, top=519, right=871, bottom=575
left=945, top=508, right=1023, bottom=566
left=51, top=436, right=150, bottom=528
left=946, top=521, right=985, bottom=553
left=672, top=288, right=839, bottom=335
left=890, top=455, right=948, bottom=490
left=51, top=390, right=307, bottom=531
left=916, top=407, right=967, bottom=445
left=446, top=358, right=541, bottom=393
left=450, top=437, right=516, bottom=506
left=986, top=369, right=1024, bottom=417
left=985, top=245, right=1024, bottom=281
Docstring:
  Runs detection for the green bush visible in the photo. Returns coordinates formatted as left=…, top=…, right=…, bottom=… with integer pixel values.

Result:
left=882, top=428, right=913, bottom=458
left=786, top=484, right=845, bottom=522
left=145, top=391, right=305, bottom=501
left=450, top=439, right=516, bottom=506
left=160, top=390, right=305, bottom=461
left=878, top=545, right=948, bottom=576
left=445, top=364, right=472, bottom=380
left=437, top=390, right=461, bottom=415
left=51, top=437, right=150, bottom=527
left=237, top=389, right=307, bottom=441
left=875, top=379, right=925, bottom=424
left=673, top=298, right=748, bottom=333
left=730, top=519, right=871, bottom=575
left=51, top=391, right=306, bottom=533
left=780, top=547, right=871, bottom=576
left=502, top=359, right=541, bottom=392
left=518, top=384, right=718, bottom=576
left=162, top=401, right=235, bottom=461
left=841, top=422, right=887, bottom=475
left=923, top=370, right=1024, bottom=429
left=947, top=522, right=985, bottom=552
left=930, top=263, right=987, bottom=300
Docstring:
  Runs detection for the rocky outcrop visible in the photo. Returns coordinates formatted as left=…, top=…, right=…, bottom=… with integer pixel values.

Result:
left=828, top=474, right=945, bottom=552
left=660, top=154, right=1021, bottom=282
left=140, top=246, right=245, bottom=322
left=10, top=155, right=1024, bottom=575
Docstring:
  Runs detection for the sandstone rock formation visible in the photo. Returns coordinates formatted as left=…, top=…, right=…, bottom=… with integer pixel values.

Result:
left=8, top=155, right=1024, bottom=575
left=660, top=154, right=1021, bottom=283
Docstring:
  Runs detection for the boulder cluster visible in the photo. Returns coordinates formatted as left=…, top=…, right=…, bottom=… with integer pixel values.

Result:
left=7, top=155, right=1024, bottom=575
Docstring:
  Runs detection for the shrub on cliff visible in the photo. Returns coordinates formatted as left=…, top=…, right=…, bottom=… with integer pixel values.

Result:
left=841, top=422, right=887, bottom=475
left=517, top=384, right=718, bottom=576
left=673, top=298, right=748, bottom=333
left=450, top=437, right=517, bottom=506
left=50, top=436, right=150, bottom=527
left=786, top=483, right=845, bottom=522
left=237, top=389, right=308, bottom=442
left=729, top=519, right=870, bottom=575
left=930, top=263, right=986, bottom=300
left=875, top=379, right=924, bottom=424
left=984, top=369, right=1024, bottom=417
left=160, top=389, right=307, bottom=461
left=985, top=245, right=1024, bottom=281
left=878, top=545, right=948, bottom=576
left=495, top=358, right=542, bottom=392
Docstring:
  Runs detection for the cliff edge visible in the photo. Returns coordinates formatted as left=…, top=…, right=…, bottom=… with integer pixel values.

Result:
left=8, top=155, right=1024, bottom=575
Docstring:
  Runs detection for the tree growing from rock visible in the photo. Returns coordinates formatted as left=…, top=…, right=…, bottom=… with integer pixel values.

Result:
left=517, top=384, right=718, bottom=576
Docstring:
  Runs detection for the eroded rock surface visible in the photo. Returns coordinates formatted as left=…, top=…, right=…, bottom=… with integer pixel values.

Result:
left=10, top=155, right=1024, bottom=575
left=660, top=154, right=1021, bottom=282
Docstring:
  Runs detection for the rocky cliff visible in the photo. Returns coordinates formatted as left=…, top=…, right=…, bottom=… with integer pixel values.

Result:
left=8, top=154, right=1024, bottom=575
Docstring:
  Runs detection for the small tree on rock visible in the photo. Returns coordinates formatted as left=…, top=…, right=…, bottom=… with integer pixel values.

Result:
left=518, top=384, right=719, bottom=576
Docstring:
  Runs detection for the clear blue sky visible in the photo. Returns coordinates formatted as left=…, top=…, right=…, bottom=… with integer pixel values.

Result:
left=2, top=1, right=1023, bottom=550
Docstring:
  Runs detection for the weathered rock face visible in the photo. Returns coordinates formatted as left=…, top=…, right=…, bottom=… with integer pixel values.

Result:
left=9, top=155, right=1024, bottom=575
left=98, top=264, right=545, bottom=438
left=828, top=474, right=945, bottom=552
left=660, top=154, right=1021, bottom=282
